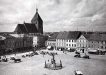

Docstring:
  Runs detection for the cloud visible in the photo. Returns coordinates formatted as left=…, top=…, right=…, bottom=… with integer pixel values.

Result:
left=0, top=0, right=106, bottom=32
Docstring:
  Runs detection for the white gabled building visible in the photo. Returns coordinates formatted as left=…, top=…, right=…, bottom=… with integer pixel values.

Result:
left=77, top=33, right=106, bottom=53
left=76, top=34, right=89, bottom=52
left=56, top=31, right=81, bottom=51
left=46, top=32, right=58, bottom=50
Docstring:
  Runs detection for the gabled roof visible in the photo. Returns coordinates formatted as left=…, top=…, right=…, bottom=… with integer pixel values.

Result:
left=48, top=32, right=59, bottom=41
left=14, top=24, right=27, bottom=33
left=67, top=31, right=81, bottom=39
left=56, top=31, right=81, bottom=40
left=89, top=33, right=101, bottom=41
left=14, top=23, right=38, bottom=34
left=24, top=23, right=38, bottom=33
left=82, top=34, right=91, bottom=40
left=81, top=33, right=106, bottom=41
left=56, top=31, right=68, bottom=39
left=31, top=9, right=43, bottom=24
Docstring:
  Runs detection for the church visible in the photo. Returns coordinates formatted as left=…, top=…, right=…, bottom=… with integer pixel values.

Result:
left=14, top=8, right=43, bottom=34
left=13, top=8, right=45, bottom=48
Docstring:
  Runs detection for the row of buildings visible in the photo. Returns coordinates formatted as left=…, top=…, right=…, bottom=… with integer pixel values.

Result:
left=0, top=33, right=46, bottom=55
left=46, top=31, right=106, bottom=52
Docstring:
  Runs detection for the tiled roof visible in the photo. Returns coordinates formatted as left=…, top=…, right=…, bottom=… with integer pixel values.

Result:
left=19, top=24, right=27, bottom=33
left=24, top=23, right=38, bottom=33
left=56, top=31, right=68, bottom=39
left=82, top=33, right=106, bottom=41
left=14, top=23, right=38, bottom=34
left=31, top=12, right=43, bottom=24
left=101, top=34, right=106, bottom=41
left=56, top=31, right=81, bottom=40
left=67, top=31, right=81, bottom=39
left=48, top=32, right=59, bottom=41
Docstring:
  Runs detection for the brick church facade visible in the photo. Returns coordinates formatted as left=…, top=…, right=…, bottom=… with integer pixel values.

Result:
left=14, top=8, right=43, bottom=34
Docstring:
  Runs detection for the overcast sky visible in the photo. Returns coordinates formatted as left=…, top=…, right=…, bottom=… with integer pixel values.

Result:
left=0, top=0, right=106, bottom=32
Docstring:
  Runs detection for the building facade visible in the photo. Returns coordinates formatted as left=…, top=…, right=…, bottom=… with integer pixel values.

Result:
left=46, top=32, right=58, bottom=50
left=77, top=33, right=106, bottom=52
left=56, top=31, right=80, bottom=51
left=14, top=8, right=43, bottom=34
left=77, top=34, right=89, bottom=52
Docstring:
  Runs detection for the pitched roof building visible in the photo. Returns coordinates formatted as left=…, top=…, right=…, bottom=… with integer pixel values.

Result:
left=14, top=8, right=43, bottom=34
left=31, top=8, right=43, bottom=34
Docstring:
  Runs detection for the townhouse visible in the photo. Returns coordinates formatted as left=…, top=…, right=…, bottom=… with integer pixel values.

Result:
left=56, top=32, right=68, bottom=50
left=66, top=31, right=81, bottom=51
left=77, top=33, right=106, bottom=52
left=46, top=32, right=58, bottom=50
left=56, top=31, right=80, bottom=51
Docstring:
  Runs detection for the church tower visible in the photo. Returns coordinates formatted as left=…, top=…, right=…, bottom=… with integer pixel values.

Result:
left=31, top=8, right=43, bottom=34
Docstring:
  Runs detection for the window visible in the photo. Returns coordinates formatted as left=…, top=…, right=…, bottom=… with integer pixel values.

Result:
left=72, top=44, right=73, bottom=47
left=69, top=44, right=70, bottom=46
left=69, top=40, right=70, bottom=42
left=101, top=46, right=103, bottom=49
left=74, top=44, right=76, bottom=47
left=67, top=40, right=68, bottom=42
left=72, top=40, right=73, bottom=42
left=67, top=44, right=69, bottom=46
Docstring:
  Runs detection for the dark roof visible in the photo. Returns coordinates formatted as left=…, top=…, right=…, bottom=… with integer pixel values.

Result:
left=67, top=31, right=81, bottom=39
left=48, top=32, right=58, bottom=41
left=31, top=11, right=43, bottom=24
left=82, top=33, right=106, bottom=41
left=82, top=34, right=92, bottom=40
left=14, top=23, right=38, bottom=34
left=56, top=31, right=81, bottom=40
left=14, top=24, right=27, bottom=33
left=101, top=34, right=106, bottom=41
left=56, top=31, right=68, bottom=39
left=24, top=23, right=38, bottom=33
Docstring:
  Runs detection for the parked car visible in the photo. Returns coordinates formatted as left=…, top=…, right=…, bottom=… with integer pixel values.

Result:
left=88, top=50, right=99, bottom=54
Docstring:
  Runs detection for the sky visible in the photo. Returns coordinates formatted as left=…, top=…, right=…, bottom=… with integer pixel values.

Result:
left=0, top=0, right=106, bottom=32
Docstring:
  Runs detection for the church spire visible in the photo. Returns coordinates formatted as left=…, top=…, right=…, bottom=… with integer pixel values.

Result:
left=36, top=8, right=38, bottom=12
left=36, top=4, right=38, bottom=12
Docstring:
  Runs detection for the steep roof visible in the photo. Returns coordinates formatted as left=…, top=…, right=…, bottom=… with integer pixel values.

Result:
left=48, top=32, right=59, bottom=41
left=31, top=9, right=43, bottom=24
left=89, top=33, right=101, bottom=41
left=67, top=31, right=81, bottom=39
left=56, top=31, right=81, bottom=40
left=24, top=23, right=38, bottom=33
left=82, top=33, right=106, bottom=41
left=14, top=23, right=38, bottom=34
left=56, top=31, right=69, bottom=39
